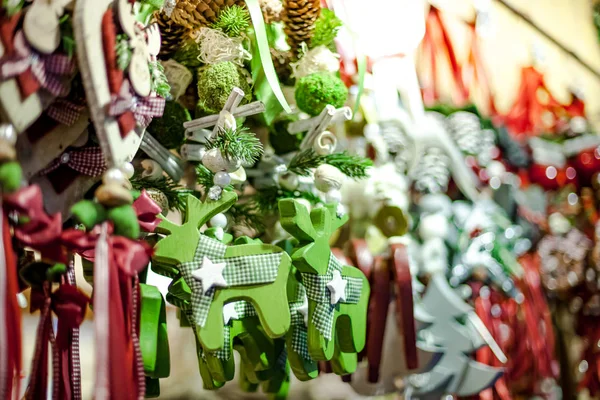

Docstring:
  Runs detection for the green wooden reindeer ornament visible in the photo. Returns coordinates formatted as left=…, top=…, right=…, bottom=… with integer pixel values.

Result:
left=153, top=194, right=292, bottom=352
left=278, top=199, right=370, bottom=373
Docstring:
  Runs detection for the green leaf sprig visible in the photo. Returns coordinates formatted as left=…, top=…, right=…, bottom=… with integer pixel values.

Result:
left=116, top=34, right=132, bottom=70
left=310, top=9, right=343, bottom=48
left=204, top=127, right=263, bottom=165
left=287, top=149, right=372, bottom=179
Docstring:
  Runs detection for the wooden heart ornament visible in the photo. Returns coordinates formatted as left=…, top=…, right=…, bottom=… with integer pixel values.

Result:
left=73, top=0, right=164, bottom=167
left=0, top=4, right=75, bottom=133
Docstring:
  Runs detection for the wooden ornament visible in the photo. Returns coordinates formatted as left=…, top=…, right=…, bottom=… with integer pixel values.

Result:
left=154, top=194, right=292, bottom=353
left=287, top=105, right=352, bottom=152
left=23, top=0, right=72, bottom=55
left=139, top=283, right=170, bottom=380
left=278, top=199, right=370, bottom=373
left=73, top=0, right=144, bottom=167
left=0, top=18, right=52, bottom=133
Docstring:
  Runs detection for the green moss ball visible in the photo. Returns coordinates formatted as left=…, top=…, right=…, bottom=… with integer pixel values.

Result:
left=148, top=101, right=191, bottom=149
left=294, top=72, right=348, bottom=116
left=196, top=62, right=252, bottom=115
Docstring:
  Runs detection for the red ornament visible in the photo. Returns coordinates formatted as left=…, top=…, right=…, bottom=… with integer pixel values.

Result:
left=528, top=163, right=577, bottom=191
left=571, top=147, right=600, bottom=185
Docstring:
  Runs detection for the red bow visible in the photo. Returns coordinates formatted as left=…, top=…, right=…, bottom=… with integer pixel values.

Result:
left=106, top=80, right=165, bottom=133
left=62, top=226, right=151, bottom=400
left=3, top=185, right=65, bottom=263
left=26, top=283, right=89, bottom=400
left=133, top=190, right=162, bottom=233
left=0, top=30, right=74, bottom=98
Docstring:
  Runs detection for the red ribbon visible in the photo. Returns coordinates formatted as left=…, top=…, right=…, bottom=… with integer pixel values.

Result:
left=62, top=227, right=151, bottom=400
left=0, top=30, right=74, bottom=98
left=106, top=81, right=166, bottom=131
left=25, top=283, right=89, bottom=400
left=3, top=185, right=65, bottom=262
left=420, top=6, right=469, bottom=107
left=133, top=190, right=162, bottom=233
left=0, top=210, right=21, bottom=400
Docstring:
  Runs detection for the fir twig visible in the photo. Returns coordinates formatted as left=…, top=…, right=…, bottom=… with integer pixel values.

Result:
left=310, top=9, right=343, bottom=48
left=116, top=34, right=132, bottom=70
left=287, top=149, right=321, bottom=176
left=211, top=5, right=250, bottom=37
left=287, top=149, right=372, bottom=179
left=130, top=175, right=192, bottom=212
left=59, top=14, right=76, bottom=58
left=195, top=164, right=214, bottom=189
left=228, top=202, right=265, bottom=232
left=248, top=186, right=322, bottom=214
left=322, top=151, right=372, bottom=179
left=150, top=60, right=171, bottom=99
left=205, top=127, right=263, bottom=165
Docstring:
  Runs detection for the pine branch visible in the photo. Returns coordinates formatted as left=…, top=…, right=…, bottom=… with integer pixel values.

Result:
left=248, top=186, right=322, bottom=214
left=195, top=164, right=214, bottom=189
left=287, top=149, right=372, bottom=179
left=287, top=149, right=321, bottom=176
left=116, top=34, right=132, bottom=70
left=150, top=60, right=171, bottom=99
left=204, top=127, right=263, bottom=164
left=322, top=151, right=372, bottom=179
left=228, top=202, right=265, bottom=232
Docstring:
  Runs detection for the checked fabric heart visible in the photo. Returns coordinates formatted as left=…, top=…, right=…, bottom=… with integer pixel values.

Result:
left=301, top=254, right=363, bottom=340
left=180, top=235, right=283, bottom=328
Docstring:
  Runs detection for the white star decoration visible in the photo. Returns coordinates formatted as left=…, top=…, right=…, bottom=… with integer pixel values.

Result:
left=191, top=256, right=228, bottom=295
left=297, top=294, right=309, bottom=326
left=222, top=302, right=239, bottom=325
left=326, top=270, right=347, bottom=305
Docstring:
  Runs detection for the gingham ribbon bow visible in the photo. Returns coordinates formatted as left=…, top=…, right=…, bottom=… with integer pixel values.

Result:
left=288, top=284, right=311, bottom=361
left=0, top=30, right=74, bottom=97
left=38, top=147, right=107, bottom=177
left=180, top=235, right=283, bottom=329
left=107, top=81, right=166, bottom=129
left=301, top=254, right=363, bottom=340
left=46, top=98, right=86, bottom=126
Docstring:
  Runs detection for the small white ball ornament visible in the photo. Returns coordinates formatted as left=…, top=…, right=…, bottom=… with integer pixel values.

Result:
left=210, top=213, right=228, bottom=229
left=419, top=213, right=449, bottom=241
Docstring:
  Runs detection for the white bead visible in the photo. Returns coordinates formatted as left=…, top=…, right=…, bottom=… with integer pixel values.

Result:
left=121, top=162, right=135, bottom=179
left=102, top=168, right=127, bottom=186
left=325, top=189, right=342, bottom=204
left=0, top=124, right=17, bottom=146
left=213, top=171, right=231, bottom=187
left=210, top=213, right=228, bottom=229
left=314, top=164, right=344, bottom=193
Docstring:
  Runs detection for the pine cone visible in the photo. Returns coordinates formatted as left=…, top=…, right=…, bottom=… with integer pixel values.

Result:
left=154, top=12, right=190, bottom=59
left=171, top=0, right=245, bottom=29
left=270, top=48, right=294, bottom=86
left=260, top=0, right=283, bottom=23
left=282, top=0, right=320, bottom=56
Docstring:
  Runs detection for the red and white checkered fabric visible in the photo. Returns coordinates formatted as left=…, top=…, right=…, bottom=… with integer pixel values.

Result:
left=38, top=146, right=107, bottom=177
left=46, top=98, right=86, bottom=126
left=107, top=81, right=165, bottom=129
left=0, top=31, right=74, bottom=97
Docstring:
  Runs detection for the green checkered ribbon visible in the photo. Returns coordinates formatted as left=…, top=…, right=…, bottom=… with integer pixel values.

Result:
left=180, top=235, right=283, bottom=328
left=301, top=254, right=363, bottom=340
left=288, top=283, right=311, bottom=361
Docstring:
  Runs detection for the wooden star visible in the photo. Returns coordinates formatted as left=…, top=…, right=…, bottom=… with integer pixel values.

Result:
left=326, top=270, right=347, bottom=305
left=191, top=256, right=228, bottom=295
